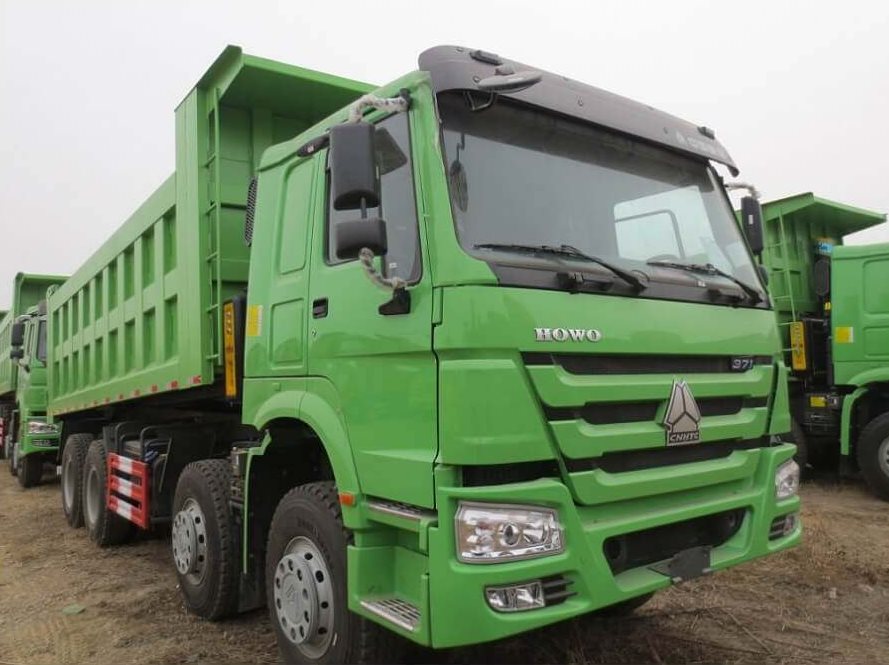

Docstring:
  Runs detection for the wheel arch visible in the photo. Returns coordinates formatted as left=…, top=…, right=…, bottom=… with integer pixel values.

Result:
left=841, top=381, right=889, bottom=457
left=241, top=384, right=363, bottom=586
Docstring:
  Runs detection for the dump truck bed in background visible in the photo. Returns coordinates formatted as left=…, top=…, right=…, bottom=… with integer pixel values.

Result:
left=0, top=274, right=68, bottom=398
left=759, top=193, right=886, bottom=357
left=48, top=46, right=372, bottom=416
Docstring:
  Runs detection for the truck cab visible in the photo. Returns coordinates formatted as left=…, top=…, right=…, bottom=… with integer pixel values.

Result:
left=237, top=45, right=801, bottom=656
left=8, top=302, right=60, bottom=486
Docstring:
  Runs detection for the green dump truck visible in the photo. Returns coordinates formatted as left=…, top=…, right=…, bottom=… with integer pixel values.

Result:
left=46, top=45, right=800, bottom=662
left=758, top=193, right=889, bottom=499
left=0, top=273, right=67, bottom=484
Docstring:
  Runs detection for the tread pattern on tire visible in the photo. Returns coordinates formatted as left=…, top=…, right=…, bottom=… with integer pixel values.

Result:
left=17, top=452, right=43, bottom=488
left=84, top=439, right=134, bottom=546
left=62, top=433, right=92, bottom=528
left=268, top=481, right=401, bottom=664
left=857, top=412, right=889, bottom=501
left=173, top=459, right=240, bottom=621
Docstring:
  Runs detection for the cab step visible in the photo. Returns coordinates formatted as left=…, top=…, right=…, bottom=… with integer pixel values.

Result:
left=360, top=597, right=421, bottom=632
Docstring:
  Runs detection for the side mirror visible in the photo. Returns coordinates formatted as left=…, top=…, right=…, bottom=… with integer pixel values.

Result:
left=329, top=122, right=380, bottom=211
left=335, top=218, right=388, bottom=260
left=10, top=322, right=24, bottom=347
left=740, top=196, right=764, bottom=256
left=10, top=348, right=24, bottom=360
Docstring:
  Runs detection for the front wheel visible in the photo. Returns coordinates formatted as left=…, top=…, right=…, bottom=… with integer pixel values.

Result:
left=17, top=452, right=43, bottom=488
left=857, top=413, right=889, bottom=501
left=266, top=482, right=402, bottom=664
left=8, top=441, right=17, bottom=476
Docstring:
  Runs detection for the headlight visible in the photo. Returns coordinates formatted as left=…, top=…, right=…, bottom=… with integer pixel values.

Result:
left=27, top=420, right=59, bottom=435
left=455, top=502, right=563, bottom=563
left=775, top=459, right=800, bottom=499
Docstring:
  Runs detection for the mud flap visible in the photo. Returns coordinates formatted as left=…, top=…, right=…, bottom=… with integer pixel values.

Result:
left=649, top=545, right=712, bottom=583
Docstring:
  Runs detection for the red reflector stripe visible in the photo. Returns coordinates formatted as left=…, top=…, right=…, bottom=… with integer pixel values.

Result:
left=107, top=452, right=150, bottom=530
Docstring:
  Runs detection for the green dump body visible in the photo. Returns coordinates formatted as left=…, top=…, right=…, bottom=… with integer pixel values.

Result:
left=759, top=193, right=886, bottom=361
left=0, top=274, right=68, bottom=399
left=830, top=242, right=889, bottom=387
left=47, top=47, right=372, bottom=415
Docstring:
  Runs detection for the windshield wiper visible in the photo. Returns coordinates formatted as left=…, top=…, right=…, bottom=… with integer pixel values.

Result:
left=646, top=260, right=763, bottom=304
left=475, top=243, right=646, bottom=291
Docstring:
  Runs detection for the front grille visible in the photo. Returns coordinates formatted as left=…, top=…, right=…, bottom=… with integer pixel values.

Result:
left=565, top=438, right=771, bottom=473
left=523, top=352, right=771, bottom=375
left=545, top=396, right=769, bottom=425
left=604, top=509, right=746, bottom=574
left=462, top=460, right=560, bottom=487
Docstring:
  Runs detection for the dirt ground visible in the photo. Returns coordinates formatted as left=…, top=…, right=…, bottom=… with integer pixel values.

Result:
left=1, top=470, right=887, bottom=665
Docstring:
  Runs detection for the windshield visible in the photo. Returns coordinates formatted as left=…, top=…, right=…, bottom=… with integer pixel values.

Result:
left=438, top=92, right=763, bottom=301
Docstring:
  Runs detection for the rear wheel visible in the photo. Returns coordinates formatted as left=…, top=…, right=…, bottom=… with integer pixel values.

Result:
left=83, top=440, right=134, bottom=546
left=171, top=459, right=240, bottom=620
left=17, top=452, right=43, bottom=488
left=61, top=433, right=92, bottom=527
left=857, top=413, right=889, bottom=501
left=266, top=482, right=403, bottom=664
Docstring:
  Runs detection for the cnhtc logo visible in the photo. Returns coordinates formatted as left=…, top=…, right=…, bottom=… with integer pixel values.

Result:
left=535, top=328, right=602, bottom=342
left=663, top=380, right=702, bottom=445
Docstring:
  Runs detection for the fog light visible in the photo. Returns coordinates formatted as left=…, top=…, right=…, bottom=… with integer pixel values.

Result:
left=775, top=459, right=800, bottom=499
left=781, top=512, right=799, bottom=536
left=485, top=580, right=545, bottom=612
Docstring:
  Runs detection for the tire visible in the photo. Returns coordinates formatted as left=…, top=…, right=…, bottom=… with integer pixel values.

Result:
left=856, top=413, right=889, bottom=501
left=83, top=439, right=134, bottom=546
left=61, top=434, right=92, bottom=528
left=17, top=452, right=43, bottom=488
left=171, top=459, right=240, bottom=620
left=266, top=482, right=403, bottom=664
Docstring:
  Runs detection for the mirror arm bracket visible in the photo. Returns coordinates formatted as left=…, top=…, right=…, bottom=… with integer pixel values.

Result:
left=378, top=287, right=411, bottom=316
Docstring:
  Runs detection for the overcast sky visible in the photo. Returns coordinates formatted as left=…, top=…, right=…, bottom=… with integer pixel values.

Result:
left=1, top=0, right=887, bottom=309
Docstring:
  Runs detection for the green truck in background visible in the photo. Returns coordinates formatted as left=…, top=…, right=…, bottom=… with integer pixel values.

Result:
left=0, top=273, right=67, bottom=485
left=756, top=193, right=889, bottom=499
left=39, top=45, right=801, bottom=662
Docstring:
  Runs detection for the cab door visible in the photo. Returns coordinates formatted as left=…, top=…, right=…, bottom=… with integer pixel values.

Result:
left=307, top=111, right=437, bottom=507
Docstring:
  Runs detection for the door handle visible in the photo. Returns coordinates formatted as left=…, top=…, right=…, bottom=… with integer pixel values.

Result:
left=312, top=298, right=328, bottom=319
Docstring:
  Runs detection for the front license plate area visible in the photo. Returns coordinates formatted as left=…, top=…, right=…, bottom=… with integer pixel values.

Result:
left=649, top=545, right=712, bottom=582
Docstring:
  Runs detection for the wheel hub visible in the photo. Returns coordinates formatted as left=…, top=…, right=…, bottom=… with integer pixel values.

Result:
left=62, top=453, right=75, bottom=510
left=878, top=437, right=889, bottom=477
left=273, top=537, right=334, bottom=657
left=85, top=466, right=100, bottom=526
left=172, top=498, right=208, bottom=579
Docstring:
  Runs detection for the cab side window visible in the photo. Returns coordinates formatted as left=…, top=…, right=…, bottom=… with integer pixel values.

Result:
left=327, top=112, right=420, bottom=283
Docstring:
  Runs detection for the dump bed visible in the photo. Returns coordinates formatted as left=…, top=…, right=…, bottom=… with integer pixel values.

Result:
left=0, top=274, right=68, bottom=398
left=759, top=193, right=886, bottom=353
left=48, top=46, right=372, bottom=416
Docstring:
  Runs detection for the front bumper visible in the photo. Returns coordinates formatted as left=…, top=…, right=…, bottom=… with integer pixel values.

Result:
left=19, top=432, right=60, bottom=456
left=425, top=443, right=800, bottom=647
